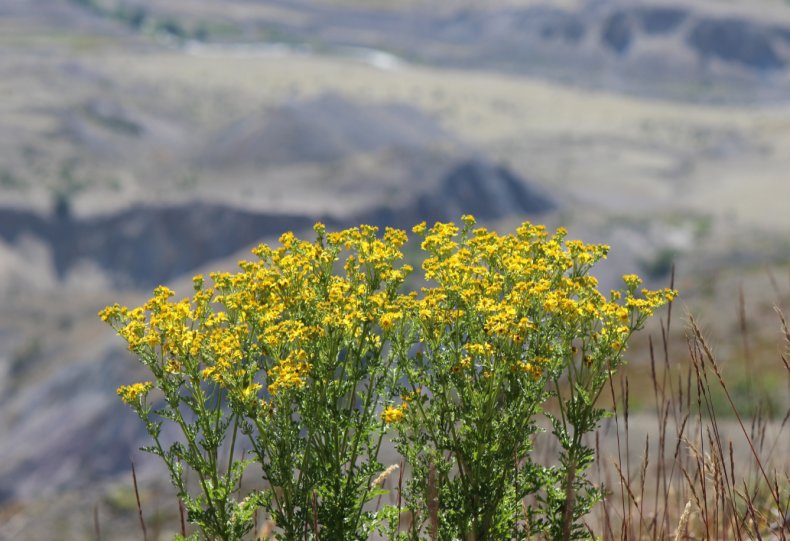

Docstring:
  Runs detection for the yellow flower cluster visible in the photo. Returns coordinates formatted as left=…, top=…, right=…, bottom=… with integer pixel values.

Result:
left=102, top=218, right=676, bottom=541
left=411, top=217, right=675, bottom=381
left=267, top=349, right=310, bottom=395
left=99, top=285, right=206, bottom=359
left=104, top=218, right=674, bottom=410
left=382, top=404, right=407, bottom=424
left=116, top=381, right=154, bottom=405
left=102, top=223, right=414, bottom=407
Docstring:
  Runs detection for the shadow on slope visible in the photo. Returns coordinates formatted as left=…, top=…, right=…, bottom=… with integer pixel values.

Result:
left=199, top=93, right=453, bottom=169
left=0, top=159, right=554, bottom=289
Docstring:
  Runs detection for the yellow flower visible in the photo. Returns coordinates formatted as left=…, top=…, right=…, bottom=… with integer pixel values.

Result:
left=379, top=312, right=401, bottom=331
left=515, top=362, right=542, bottom=380
left=192, top=274, right=204, bottom=290
left=382, top=404, right=406, bottom=424
left=165, top=359, right=182, bottom=373
left=267, top=352, right=311, bottom=395
left=622, top=274, right=642, bottom=287
left=201, top=366, right=218, bottom=381
left=117, top=382, right=154, bottom=405
left=241, top=383, right=262, bottom=401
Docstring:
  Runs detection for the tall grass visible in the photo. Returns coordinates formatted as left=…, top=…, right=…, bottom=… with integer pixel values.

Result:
left=586, top=272, right=790, bottom=541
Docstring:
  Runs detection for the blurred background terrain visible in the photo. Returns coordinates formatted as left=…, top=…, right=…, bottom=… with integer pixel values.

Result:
left=2, top=0, right=790, bottom=538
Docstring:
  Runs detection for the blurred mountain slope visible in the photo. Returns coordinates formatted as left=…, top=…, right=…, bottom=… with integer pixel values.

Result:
left=56, top=0, right=790, bottom=101
left=3, top=1, right=790, bottom=539
left=200, top=93, right=453, bottom=168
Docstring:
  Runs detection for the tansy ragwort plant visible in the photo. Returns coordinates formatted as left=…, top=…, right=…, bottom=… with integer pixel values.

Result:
left=387, top=217, right=674, bottom=541
left=102, top=224, right=415, bottom=540
left=101, top=218, right=674, bottom=541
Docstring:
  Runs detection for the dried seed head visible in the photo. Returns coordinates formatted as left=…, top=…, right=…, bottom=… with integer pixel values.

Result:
left=370, top=464, right=400, bottom=489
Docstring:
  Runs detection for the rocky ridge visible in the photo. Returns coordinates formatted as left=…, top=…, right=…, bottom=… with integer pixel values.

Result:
left=0, top=158, right=554, bottom=290
left=134, top=0, right=790, bottom=102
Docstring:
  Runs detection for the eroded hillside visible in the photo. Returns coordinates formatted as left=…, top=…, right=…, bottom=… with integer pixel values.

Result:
left=3, top=1, right=790, bottom=539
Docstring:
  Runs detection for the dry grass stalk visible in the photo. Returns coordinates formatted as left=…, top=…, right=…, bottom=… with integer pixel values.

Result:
left=93, top=504, right=101, bottom=541
left=427, top=462, right=439, bottom=541
left=178, top=498, right=186, bottom=537
left=258, top=519, right=275, bottom=540
left=690, top=317, right=782, bottom=510
left=311, top=491, right=320, bottom=541
left=397, top=459, right=404, bottom=534
left=596, top=279, right=789, bottom=541
left=371, top=464, right=400, bottom=489
left=673, top=500, right=693, bottom=541
left=130, top=459, right=148, bottom=541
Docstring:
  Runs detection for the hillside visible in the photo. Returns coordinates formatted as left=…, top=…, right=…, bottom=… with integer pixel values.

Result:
left=3, top=0, right=790, bottom=539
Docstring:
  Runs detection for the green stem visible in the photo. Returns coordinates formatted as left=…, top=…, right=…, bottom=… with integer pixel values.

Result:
left=226, top=413, right=239, bottom=479
left=351, top=422, right=387, bottom=535
left=176, top=378, right=223, bottom=536
left=340, top=333, right=383, bottom=536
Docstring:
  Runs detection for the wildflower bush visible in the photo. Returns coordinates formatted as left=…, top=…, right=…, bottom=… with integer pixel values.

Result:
left=100, top=217, right=675, bottom=541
